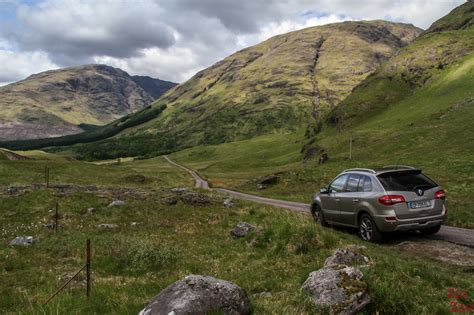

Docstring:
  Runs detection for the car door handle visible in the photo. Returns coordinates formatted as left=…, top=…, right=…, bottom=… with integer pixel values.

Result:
left=352, top=199, right=360, bottom=203
left=335, top=198, right=340, bottom=202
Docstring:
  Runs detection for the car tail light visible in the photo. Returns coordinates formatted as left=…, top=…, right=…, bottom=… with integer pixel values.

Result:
left=378, top=195, right=406, bottom=206
left=435, top=190, right=446, bottom=200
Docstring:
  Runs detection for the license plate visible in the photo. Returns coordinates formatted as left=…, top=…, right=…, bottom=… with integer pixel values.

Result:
left=408, top=200, right=432, bottom=209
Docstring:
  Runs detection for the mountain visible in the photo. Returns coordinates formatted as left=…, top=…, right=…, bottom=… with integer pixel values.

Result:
left=131, top=76, right=177, bottom=99
left=0, top=21, right=421, bottom=158
left=0, top=64, right=175, bottom=140
left=326, top=1, right=474, bottom=128
left=128, top=21, right=420, bottom=147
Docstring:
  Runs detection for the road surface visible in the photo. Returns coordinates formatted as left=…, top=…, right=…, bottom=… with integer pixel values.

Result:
left=164, top=156, right=474, bottom=247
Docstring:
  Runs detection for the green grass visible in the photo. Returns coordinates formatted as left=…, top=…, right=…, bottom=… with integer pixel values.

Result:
left=1, top=158, right=472, bottom=314
left=169, top=53, right=474, bottom=228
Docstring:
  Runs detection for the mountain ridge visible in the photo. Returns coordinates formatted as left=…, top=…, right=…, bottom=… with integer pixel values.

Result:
left=0, top=64, right=176, bottom=140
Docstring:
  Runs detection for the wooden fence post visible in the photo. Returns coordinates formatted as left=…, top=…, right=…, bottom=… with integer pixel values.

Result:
left=55, top=202, right=58, bottom=232
left=86, top=239, right=91, bottom=299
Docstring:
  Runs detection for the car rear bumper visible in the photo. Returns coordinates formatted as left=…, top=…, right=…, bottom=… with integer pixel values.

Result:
left=373, top=214, right=446, bottom=232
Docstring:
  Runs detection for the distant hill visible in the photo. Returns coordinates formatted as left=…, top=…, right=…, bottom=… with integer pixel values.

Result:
left=0, top=64, right=175, bottom=140
left=131, top=76, right=177, bottom=99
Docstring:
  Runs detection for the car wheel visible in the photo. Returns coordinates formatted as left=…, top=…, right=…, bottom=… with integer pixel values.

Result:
left=420, top=225, right=441, bottom=235
left=359, top=214, right=383, bottom=243
left=311, top=205, right=328, bottom=227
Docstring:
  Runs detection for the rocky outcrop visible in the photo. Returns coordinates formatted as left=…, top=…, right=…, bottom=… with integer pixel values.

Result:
left=180, top=191, right=211, bottom=206
left=230, top=222, right=258, bottom=238
left=139, top=275, right=252, bottom=315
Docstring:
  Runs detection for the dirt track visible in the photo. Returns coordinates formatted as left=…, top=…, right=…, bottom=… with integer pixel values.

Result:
left=164, top=156, right=474, bottom=248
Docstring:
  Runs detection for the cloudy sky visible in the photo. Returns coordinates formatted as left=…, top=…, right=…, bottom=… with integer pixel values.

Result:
left=0, top=0, right=466, bottom=85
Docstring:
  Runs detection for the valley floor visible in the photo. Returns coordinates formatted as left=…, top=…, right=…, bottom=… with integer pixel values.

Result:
left=0, top=155, right=473, bottom=314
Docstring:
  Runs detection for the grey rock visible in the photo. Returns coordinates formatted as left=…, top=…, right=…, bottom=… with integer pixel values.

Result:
left=302, top=266, right=370, bottom=315
left=161, top=196, right=178, bottom=206
left=230, top=222, right=258, bottom=238
left=86, top=207, right=96, bottom=214
left=10, top=236, right=34, bottom=246
left=223, top=198, right=236, bottom=208
left=130, top=222, right=139, bottom=227
left=181, top=191, right=211, bottom=206
left=324, top=247, right=370, bottom=268
left=139, top=274, right=252, bottom=315
left=43, top=223, right=56, bottom=230
left=98, top=223, right=119, bottom=229
left=107, top=200, right=126, bottom=208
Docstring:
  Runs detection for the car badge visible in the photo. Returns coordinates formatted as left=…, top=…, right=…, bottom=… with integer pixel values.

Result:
left=416, top=188, right=424, bottom=196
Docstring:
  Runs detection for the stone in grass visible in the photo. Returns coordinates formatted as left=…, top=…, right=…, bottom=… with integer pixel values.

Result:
left=139, top=274, right=252, bottom=315
left=107, top=200, right=126, bottom=208
left=86, top=207, right=96, bottom=214
left=324, top=246, right=370, bottom=268
left=230, top=222, right=258, bottom=238
left=302, top=266, right=370, bottom=315
left=223, top=198, right=236, bottom=208
left=161, top=196, right=178, bottom=206
left=10, top=236, right=34, bottom=246
left=98, top=223, right=119, bottom=229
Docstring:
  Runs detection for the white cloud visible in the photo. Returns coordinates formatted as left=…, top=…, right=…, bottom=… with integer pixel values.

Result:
left=0, top=49, right=58, bottom=85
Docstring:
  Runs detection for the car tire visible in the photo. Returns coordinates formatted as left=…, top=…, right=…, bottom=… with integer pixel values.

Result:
left=359, top=214, right=383, bottom=243
left=420, top=225, right=441, bottom=235
left=311, top=204, right=328, bottom=227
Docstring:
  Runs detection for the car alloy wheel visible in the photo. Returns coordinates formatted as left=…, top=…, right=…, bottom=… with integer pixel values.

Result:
left=359, top=217, right=373, bottom=241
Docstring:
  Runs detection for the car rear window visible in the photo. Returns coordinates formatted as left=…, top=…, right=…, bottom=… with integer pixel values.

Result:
left=377, top=170, right=437, bottom=191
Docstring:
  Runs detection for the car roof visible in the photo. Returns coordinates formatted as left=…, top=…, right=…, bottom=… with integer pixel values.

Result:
left=343, top=165, right=421, bottom=176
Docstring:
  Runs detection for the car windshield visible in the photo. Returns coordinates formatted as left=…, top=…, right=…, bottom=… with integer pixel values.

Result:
left=377, top=170, right=437, bottom=191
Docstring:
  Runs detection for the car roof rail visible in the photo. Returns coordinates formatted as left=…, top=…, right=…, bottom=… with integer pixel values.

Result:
left=343, top=168, right=376, bottom=174
left=381, top=165, right=417, bottom=170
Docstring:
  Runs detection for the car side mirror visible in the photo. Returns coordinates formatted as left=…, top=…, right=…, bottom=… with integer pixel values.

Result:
left=320, top=187, right=329, bottom=194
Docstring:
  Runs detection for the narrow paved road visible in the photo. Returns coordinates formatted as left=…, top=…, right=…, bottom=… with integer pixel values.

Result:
left=164, top=156, right=474, bottom=247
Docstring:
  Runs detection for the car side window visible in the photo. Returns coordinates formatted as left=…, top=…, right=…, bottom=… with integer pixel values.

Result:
left=329, top=174, right=349, bottom=193
left=346, top=174, right=361, bottom=192
left=357, top=175, right=373, bottom=192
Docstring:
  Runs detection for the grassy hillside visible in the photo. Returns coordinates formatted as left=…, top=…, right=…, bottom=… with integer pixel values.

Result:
left=0, top=156, right=472, bottom=314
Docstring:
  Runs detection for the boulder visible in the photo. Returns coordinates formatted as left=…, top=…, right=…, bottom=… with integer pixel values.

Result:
left=86, top=207, right=96, bottom=214
left=10, top=236, right=34, bottom=246
left=223, top=198, right=236, bottom=208
left=107, top=200, right=126, bottom=208
left=139, top=274, right=252, bottom=315
left=324, top=247, right=369, bottom=268
left=230, top=222, right=258, bottom=238
left=98, top=223, right=119, bottom=229
left=181, top=191, right=211, bottom=206
left=302, top=266, right=370, bottom=314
